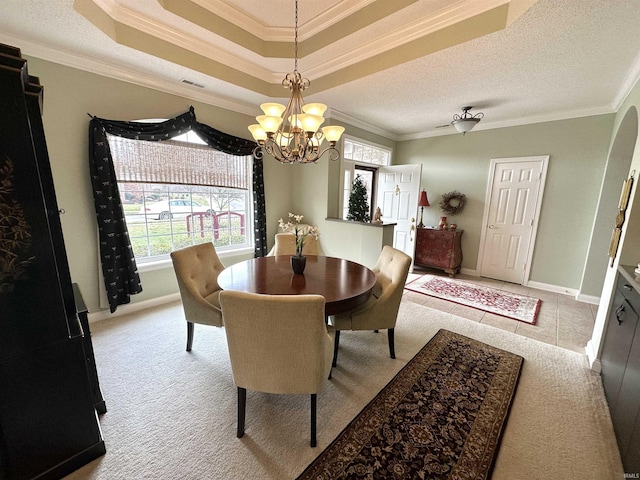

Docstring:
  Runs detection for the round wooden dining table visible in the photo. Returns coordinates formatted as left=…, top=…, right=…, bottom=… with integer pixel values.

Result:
left=217, top=255, right=376, bottom=316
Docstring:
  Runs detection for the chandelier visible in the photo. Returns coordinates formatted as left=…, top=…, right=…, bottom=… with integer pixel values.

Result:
left=451, top=106, right=484, bottom=134
left=248, top=0, right=345, bottom=164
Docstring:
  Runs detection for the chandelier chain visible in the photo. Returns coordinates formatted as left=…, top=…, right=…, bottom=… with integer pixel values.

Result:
left=294, top=0, right=299, bottom=72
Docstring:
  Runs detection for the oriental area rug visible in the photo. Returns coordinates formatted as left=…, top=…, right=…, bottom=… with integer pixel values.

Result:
left=405, top=275, right=542, bottom=325
left=297, top=329, right=523, bottom=480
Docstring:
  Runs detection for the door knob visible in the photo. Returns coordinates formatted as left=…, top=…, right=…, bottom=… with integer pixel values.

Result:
left=488, top=225, right=496, bottom=229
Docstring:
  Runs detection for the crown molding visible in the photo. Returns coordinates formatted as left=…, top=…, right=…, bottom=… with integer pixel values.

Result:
left=181, top=0, right=377, bottom=42
left=304, top=0, right=513, bottom=80
left=80, top=0, right=282, bottom=84
left=398, top=105, right=617, bottom=141
left=330, top=109, right=400, bottom=141
left=0, top=33, right=258, bottom=117
left=612, top=49, right=640, bottom=113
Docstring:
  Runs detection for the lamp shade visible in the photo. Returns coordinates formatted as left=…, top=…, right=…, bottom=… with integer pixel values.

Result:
left=451, top=118, right=480, bottom=133
left=256, top=115, right=283, bottom=133
left=451, top=106, right=483, bottom=134
left=321, top=125, right=345, bottom=142
left=248, top=124, right=267, bottom=142
left=260, top=102, right=286, bottom=116
left=418, top=190, right=430, bottom=207
left=302, top=103, right=328, bottom=116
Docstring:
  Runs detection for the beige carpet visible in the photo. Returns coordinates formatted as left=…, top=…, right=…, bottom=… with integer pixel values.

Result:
left=64, top=299, right=623, bottom=480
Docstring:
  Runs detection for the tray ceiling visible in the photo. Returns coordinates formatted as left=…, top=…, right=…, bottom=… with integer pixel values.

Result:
left=1, top=0, right=640, bottom=139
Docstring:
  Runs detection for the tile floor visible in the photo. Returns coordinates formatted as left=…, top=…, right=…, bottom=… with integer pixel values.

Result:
left=403, top=268, right=598, bottom=354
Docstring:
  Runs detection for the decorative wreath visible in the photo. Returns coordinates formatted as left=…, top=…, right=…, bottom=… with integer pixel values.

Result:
left=439, top=191, right=467, bottom=216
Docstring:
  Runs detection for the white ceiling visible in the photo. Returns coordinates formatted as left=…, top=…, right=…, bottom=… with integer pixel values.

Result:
left=2, top=0, right=640, bottom=140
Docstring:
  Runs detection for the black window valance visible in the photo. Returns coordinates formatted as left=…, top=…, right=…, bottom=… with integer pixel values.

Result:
left=88, top=107, right=267, bottom=313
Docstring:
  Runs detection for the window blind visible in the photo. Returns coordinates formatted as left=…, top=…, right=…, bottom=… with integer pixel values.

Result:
left=107, top=135, right=249, bottom=190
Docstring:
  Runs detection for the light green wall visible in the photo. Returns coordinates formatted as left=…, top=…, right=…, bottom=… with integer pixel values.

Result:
left=395, top=115, right=614, bottom=290
left=285, top=119, right=398, bottom=266
left=26, top=56, right=293, bottom=313
left=24, top=54, right=621, bottom=315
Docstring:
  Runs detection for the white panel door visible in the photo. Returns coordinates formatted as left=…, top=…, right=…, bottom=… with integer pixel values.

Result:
left=479, top=156, right=548, bottom=284
left=375, top=164, right=422, bottom=259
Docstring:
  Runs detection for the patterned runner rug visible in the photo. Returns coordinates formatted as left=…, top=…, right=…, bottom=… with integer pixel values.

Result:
left=405, top=275, right=541, bottom=324
left=297, top=329, right=523, bottom=480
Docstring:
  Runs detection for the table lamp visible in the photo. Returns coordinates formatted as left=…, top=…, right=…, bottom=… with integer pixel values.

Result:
left=417, top=190, right=430, bottom=228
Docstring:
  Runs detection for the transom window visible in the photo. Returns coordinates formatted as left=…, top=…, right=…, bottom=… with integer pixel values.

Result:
left=341, top=137, right=392, bottom=220
left=108, top=130, right=253, bottom=262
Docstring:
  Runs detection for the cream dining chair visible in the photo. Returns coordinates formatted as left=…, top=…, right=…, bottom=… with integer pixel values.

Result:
left=271, top=232, right=320, bottom=256
left=266, top=223, right=320, bottom=256
left=170, top=242, right=225, bottom=351
left=330, top=245, right=412, bottom=367
left=219, top=290, right=334, bottom=447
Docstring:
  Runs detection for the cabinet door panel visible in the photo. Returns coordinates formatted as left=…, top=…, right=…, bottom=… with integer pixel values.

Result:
left=615, top=312, right=640, bottom=459
left=624, top=410, right=640, bottom=475
left=601, top=288, right=638, bottom=414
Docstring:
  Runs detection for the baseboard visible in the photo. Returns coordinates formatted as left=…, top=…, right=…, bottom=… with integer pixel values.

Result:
left=585, top=340, right=601, bottom=373
left=526, top=280, right=578, bottom=297
left=576, top=293, right=601, bottom=305
left=88, top=293, right=181, bottom=323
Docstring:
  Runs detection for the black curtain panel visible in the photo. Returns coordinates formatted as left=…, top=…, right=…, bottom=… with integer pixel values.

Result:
left=252, top=156, right=268, bottom=257
left=88, top=107, right=266, bottom=312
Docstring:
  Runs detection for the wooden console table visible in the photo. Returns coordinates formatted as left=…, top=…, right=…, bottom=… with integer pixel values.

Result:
left=414, top=228, right=463, bottom=277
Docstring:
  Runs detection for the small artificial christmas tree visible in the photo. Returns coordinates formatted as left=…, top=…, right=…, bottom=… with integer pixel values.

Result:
left=347, top=174, right=371, bottom=222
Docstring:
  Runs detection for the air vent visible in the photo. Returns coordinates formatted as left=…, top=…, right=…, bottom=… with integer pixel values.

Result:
left=180, top=79, right=205, bottom=89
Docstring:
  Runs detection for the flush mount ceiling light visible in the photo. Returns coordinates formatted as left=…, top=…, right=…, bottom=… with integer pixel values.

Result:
left=248, top=0, right=345, bottom=164
left=451, top=106, right=484, bottom=134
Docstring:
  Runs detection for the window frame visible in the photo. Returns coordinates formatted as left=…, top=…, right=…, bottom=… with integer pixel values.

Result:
left=108, top=130, right=254, bottom=266
left=339, top=135, right=393, bottom=221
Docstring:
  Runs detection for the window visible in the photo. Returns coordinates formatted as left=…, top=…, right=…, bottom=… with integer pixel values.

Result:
left=341, top=137, right=392, bottom=220
left=108, top=131, right=253, bottom=262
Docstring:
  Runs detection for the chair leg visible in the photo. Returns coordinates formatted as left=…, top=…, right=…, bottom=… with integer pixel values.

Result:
left=310, top=394, right=317, bottom=447
left=186, top=322, right=194, bottom=352
left=388, top=328, right=396, bottom=359
left=237, top=387, right=246, bottom=438
left=332, top=331, right=340, bottom=367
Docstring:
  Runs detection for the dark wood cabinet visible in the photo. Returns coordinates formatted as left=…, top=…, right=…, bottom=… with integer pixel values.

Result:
left=0, top=44, right=105, bottom=479
left=414, top=227, right=463, bottom=277
left=74, top=283, right=107, bottom=415
left=601, top=266, right=640, bottom=473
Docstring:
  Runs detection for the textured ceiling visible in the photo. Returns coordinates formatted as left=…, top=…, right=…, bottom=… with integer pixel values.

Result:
left=1, top=0, right=640, bottom=140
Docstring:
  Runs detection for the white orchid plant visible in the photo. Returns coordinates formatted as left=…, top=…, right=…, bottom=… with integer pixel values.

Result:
left=278, top=213, right=320, bottom=257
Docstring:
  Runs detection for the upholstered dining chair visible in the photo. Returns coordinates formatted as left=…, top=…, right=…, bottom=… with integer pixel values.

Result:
left=330, top=245, right=411, bottom=367
left=271, top=232, right=320, bottom=256
left=170, top=242, right=225, bottom=352
left=219, top=291, right=334, bottom=447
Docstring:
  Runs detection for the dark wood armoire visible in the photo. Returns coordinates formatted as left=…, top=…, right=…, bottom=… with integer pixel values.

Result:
left=0, top=44, right=106, bottom=479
